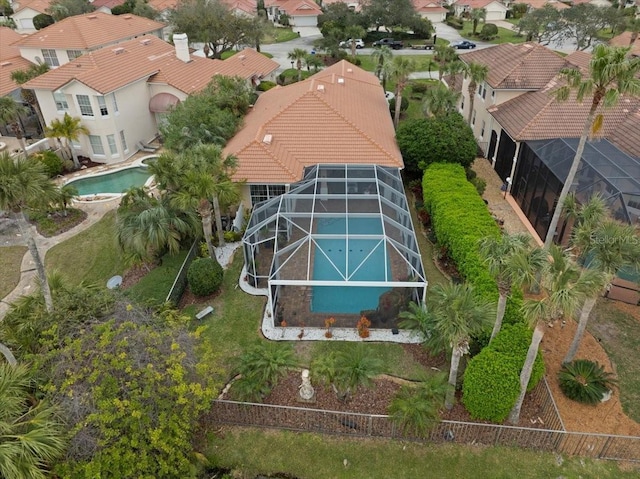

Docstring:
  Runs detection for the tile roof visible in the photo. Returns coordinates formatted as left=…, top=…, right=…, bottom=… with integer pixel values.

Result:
left=266, top=0, right=322, bottom=16
left=459, top=42, right=568, bottom=90
left=224, top=60, right=403, bottom=184
left=91, top=0, right=127, bottom=8
left=24, top=36, right=278, bottom=94
left=147, top=0, right=178, bottom=10
left=11, top=12, right=165, bottom=50
left=609, top=31, right=640, bottom=58
left=515, top=0, right=569, bottom=9
left=453, top=0, right=506, bottom=8
left=0, top=27, right=35, bottom=96
left=221, top=0, right=257, bottom=14
left=413, top=1, right=448, bottom=13
left=489, top=79, right=640, bottom=157
left=12, top=0, right=50, bottom=14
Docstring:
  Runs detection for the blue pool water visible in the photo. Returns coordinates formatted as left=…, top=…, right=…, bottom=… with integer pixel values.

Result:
left=311, top=218, right=390, bottom=314
left=67, top=167, right=152, bottom=196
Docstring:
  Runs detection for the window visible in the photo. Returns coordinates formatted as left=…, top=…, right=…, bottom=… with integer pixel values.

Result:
left=41, top=49, right=59, bottom=67
left=119, top=130, right=128, bottom=152
left=481, top=83, right=487, bottom=100
left=88, top=135, right=105, bottom=155
left=477, top=83, right=483, bottom=98
left=97, top=96, right=108, bottom=116
left=110, top=93, right=119, bottom=114
left=76, top=95, right=93, bottom=116
left=53, top=92, right=68, bottom=111
left=480, top=120, right=486, bottom=139
left=460, top=97, right=465, bottom=112
left=491, top=90, right=496, bottom=100
left=107, top=134, right=118, bottom=156
left=471, top=110, right=476, bottom=126
left=67, top=50, right=82, bottom=60
left=250, top=184, right=286, bottom=205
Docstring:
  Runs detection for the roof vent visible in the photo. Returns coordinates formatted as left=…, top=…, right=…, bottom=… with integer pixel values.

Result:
left=346, top=68, right=353, bottom=73
left=140, top=38, right=151, bottom=45
left=239, top=54, right=246, bottom=60
left=316, top=84, right=325, bottom=92
left=87, top=15, right=97, bottom=19
left=113, top=47, right=125, bottom=55
left=1, top=61, right=11, bottom=66
left=263, top=134, right=273, bottom=144
left=337, top=77, right=345, bottom=84
left=123, top=15, right=132, bottom=19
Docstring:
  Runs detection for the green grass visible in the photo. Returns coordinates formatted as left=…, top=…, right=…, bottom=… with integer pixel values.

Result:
left=403, top=79, right=441, bottom=121
left=262, top=26, right=299, bottom=44
left=0, top=245, right=27, bottom=298
left=45, top=210, right=127, bottom=287
left=125, top=250, right=189, bottom=306
left=356, top=54, right=439, bottom=74
left=590, top=299, right=640, bottom=422
left=28, top=208, right=85, bottom=237
left=204, top=427, right=640, bottom=478
left=222, top=50, right=273, bottom=60
left=459, top=21, right=527, bottom=45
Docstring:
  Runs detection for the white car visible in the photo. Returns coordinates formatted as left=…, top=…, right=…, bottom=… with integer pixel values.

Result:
left=339, top=39, right=365, bottom=49
left=385, top=91, right=395, bottom=103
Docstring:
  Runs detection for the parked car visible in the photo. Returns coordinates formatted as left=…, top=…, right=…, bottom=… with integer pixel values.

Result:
left=339, top=39, right=365, bottom=49
left=385, top=91, right=395, bottom=103
left=372, top=38, right=404, bottom=49
left=451, top=40, right=476, bottom=49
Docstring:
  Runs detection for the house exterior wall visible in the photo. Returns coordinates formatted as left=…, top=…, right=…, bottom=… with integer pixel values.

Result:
left=424, top=12, right=447, bottom=23
left=12, top=8, right=38, bottom=33
left=290, top=14, right=317, bottom=26
left=454, top=2, right=507, bottom=20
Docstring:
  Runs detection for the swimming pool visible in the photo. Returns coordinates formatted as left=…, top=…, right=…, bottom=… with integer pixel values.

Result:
left=311, top=217, right=391, bottom=314
left=67, top=166, right=152, bottom=196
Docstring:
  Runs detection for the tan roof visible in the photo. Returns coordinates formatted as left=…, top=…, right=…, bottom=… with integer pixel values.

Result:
left=0, top=27, right=35, bottom=96
left=12, top=12, right=165, bottom=50
left=221, top=0, right=257, bottom=14
left=24, top=36, right=276, bottom=94
left=266, top=0, right=322, bottom=16
left=148, top=0, right=178, bottom=10
left=12, top=0, right=50, bottom=14
left=92, top=0, right=127, bottom=8
left=414, top=0, right=448, bottom=13
left=453, top=0, right=507, bottom=8
left=220, top=48, right=280, bottom=78
left=224, top=60, right=403, bottom=184
left=563, top=50, right=591, bottom=72
left=459, top=42, right=567, bottom=90
left=489, top=79, right=640, bottom=157
left=609, top=32, right=640, bottom=58
left=516, top=0, right=569, bottom=9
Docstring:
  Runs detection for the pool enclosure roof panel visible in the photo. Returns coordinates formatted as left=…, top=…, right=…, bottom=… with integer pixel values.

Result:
left=243, top=164, right=426, bottom=286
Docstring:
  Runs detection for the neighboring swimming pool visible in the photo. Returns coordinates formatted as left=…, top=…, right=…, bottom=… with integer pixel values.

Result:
left=311, top=217, right=391, bottom=314
left=67, top=165, right=153, bottom=196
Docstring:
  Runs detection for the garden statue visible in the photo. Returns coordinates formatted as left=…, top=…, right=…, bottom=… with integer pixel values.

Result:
left=298, top=369, right=315, bottom=402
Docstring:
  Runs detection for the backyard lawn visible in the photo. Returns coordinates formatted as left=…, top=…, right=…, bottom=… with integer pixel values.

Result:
left=458, top=21, right=527, bottom=45
left=0, top=245, right=27, bottom=299
left=204, top=427, right=640, bottom=478
left=125, top=249, right=189, bottom=306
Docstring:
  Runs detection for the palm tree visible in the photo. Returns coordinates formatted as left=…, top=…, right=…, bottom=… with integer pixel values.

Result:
left=561, top=196, right=640, bottom=364
left=55, top=184, right=78, bottom=217
left=344, top=25, right=366, bottom=57
left=333, top=344, right=383, bottom=401
left=392, top=56, right=416, bottom=127
left=0, top=97, right=29, bottom=154
left=0, top=152, right=57, bottom=312
left=464, top=61, right=489, bottom=125
left=508, top=245, right=603, bottom=424
left=0, top=342, right=17, bottom=365
left=116, top=187, right=198, bottom=264
left=287, top=48, right=308, bottom=82
left=44, top=113, right=90, bottom=169
left=371, top=45, right=393, bottom=90
left=422, top=84, right=461, bottom=117
left=544, top=44, right=640, bottom=248
left=434, top=44, right=457, bottom=81
left=479, top=233, right=546, bottom=342
left=400, top=283, right=494, bottom=409
left=470, top=8, right=487, bottom=36
left=304, top=54, right=323, bottom=73
left=0, top=363, right=66, bottom=479
left=10, top=63, right=50, bottom=134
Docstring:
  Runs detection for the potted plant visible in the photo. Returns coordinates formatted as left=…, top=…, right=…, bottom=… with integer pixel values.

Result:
left=325, top=317, right=336, bottom=338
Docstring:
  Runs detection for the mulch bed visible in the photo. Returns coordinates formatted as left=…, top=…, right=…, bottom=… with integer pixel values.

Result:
left=30, top=208, right=87, bottom=237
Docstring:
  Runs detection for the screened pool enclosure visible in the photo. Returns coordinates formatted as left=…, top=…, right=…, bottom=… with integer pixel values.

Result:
left=242, top=164, right=427, bottom=332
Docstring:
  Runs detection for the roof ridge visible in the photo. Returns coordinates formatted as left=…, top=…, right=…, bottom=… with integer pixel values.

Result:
left=497, top=43, right=540, bottom=88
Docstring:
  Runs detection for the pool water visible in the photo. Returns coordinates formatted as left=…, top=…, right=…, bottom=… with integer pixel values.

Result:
left=68, top=167, right=152, bottom=195
left=311, top=218, right=391, bottom=314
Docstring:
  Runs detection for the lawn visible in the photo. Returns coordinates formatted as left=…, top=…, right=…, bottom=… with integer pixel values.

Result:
left=125, top=249, right=189, bottom=306
left=0, top=245, right=27, bottom=299
left=204, top=427, right=639, bottom=479
left=356, top=54, right=439, bottom=74
left=459, top=21, right=527, bottom=45
left=403, top=79, right=441, bottom=121
left=590, top=299, right=640, bottom=422
left=262, top=26, right=299, bottom=44
left=45, top=210, right=127, bottom=287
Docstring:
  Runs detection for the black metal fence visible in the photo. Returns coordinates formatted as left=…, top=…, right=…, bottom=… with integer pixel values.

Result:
left=165, top=241, right=199, bottom=305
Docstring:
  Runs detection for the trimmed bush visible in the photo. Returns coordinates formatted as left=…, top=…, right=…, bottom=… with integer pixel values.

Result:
left=388, top=95, right=409, bottom=114
left=479, top=23, right=498, bottom=40
left=558, top=360, right=616, bottom=404
left=462, top=349, right=520, bottom=422
left=31, top=150, right=64, bottom=177
left=257, top=80, right=276, bottom=91
left=422, top=163, right=524, bottom=324
left=490, top=323, right=544, bottom=392
left=187, top=257, right=223, bottom=297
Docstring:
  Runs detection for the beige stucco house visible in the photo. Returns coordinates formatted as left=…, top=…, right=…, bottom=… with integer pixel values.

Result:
left=414, top=0, right=448, bottom=23
left=265, top=0, right=322, bottom=27
left=0, top=26, right=35, bottom=98
left=452, top=0, right=508, bottom=21
left=24, top=35, right=279, bottom=163
left=10, top=0, right=50, bottom=33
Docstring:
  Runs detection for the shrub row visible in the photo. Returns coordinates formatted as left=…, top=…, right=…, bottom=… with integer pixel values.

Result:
left=422, top=163, right=524, bottom=324
left=462, top=323, right=545, bottom=422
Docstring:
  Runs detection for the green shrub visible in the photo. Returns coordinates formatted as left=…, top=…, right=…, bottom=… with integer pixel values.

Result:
left=411, top=82, right=429, bottom=95
left=31, top=150, right=64, bottom=177
left=470, top=177, right=486, bottom=196
left=422, top=163, right=524, bottom=324
left=558, top=360, right=616, bottom=405
left=224, top=230, right=243, bottom=243
left=463, top=349, right=520, bottom=422
left=257, top=80, right=277, bottom=91
left=187, top=257, right=223, bottom=297
left=479, top=23, right=498, bottom=40
left=490, top=323, right=544, bottom=392
left=388, top=95, right=409, bottom=114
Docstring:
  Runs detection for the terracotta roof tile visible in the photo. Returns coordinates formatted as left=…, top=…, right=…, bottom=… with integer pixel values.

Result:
left=0, top=27, right=35, bottom=96
left=266, top=0, right=322, bottom=15
left=609, top=32, right=640, bottom=58
left=516, top=0, right=569, bottom=9
left=225, top=60, right=403, bottom=184
left=459, top=42, right=567, bottom=90
left=12, top=0, right=50, bottom=14
left=24, top=36, right=276, bottom=94
left=221, top=0, right=257, bottom=14
left=453, top=0, right=505, bottom=7
left=91, top=0, right=127, bottom=8
left=12, top=12, right=165, bottom=50
left=148, top=0, right=178, bottom=10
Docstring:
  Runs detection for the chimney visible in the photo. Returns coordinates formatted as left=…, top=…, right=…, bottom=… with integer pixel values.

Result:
left=173, top=33, right=190, bottom=63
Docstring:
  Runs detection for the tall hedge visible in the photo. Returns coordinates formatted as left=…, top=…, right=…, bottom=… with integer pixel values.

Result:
left=462, top=323, right=545, bottom=422
left=422, top=163, right=524, bottom=324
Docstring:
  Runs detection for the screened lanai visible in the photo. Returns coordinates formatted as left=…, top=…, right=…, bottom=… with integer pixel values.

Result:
left=512, top=138, right=640, bottom=243
left=242, top=164, right=427, bottom=332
